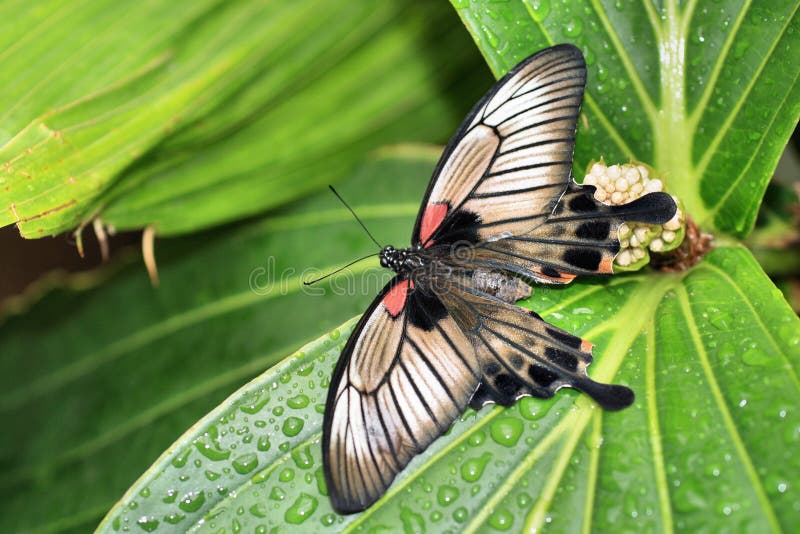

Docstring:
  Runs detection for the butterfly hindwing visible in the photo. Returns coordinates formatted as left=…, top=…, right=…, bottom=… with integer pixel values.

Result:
left=469, top=184, right=677, bottom=284
left=322, top=277, right=480, bottom=513
left=412, top=44, right=587, bottom=247
left=432, top=272, right=633, bottom=411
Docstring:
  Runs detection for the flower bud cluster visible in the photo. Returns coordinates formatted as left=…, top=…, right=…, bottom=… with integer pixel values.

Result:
left=583, top=160, right=684, bottom=270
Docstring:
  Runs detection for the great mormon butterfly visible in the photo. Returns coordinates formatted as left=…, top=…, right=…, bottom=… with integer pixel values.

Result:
left=321, top=44, right=676, bottom=513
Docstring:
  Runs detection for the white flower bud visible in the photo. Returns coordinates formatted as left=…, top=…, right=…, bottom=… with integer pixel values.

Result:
left=649, top=238, right=664, bottom=251
left=630, top=235, right=639, bottom=248
left=616, top=250, right=632, bottom=266
left=632, top=247, right=646, bottom=260
left=624, top=168, right=639, bottom=183
left=616, top=177, right=629, bottom=191
left=662, top=230, right=676, bottom=243
left=645, top=179, right=663, bottom=193
left=591, top=163, right=606, bottom=176
left=608, top=165, right=621, bottom=178
left=637, top=165, right=649, bottom=180
left=594, top=189, right=608, bottom=202
left=618, top=223, right=631, bottom=239
left=664, top=216, right=681, bottom=231
left=631, top=182, right=644, bottom=195
left=584, top=175, right=596, bottom=186
left=611, top=191, right=624, bottom=204
left=634, top=227, right=648, bottom=242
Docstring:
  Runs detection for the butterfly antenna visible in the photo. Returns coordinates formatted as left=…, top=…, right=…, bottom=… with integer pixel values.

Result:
left=328, top=185, right=382, bottom=249
left=303, top=253, right=379, bottom=286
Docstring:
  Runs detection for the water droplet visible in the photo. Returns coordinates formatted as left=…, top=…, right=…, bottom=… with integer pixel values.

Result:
left=288, top=394, right=310, bottom=409
left=205, top=470, right=221, bottom=481
left=518, top=397, right=548, bottom=420
left=257, top=436, right=271, bottom=452
left=273, top=406, right=285, bottom=416
left=270, top=486, right=286, bottom=501
left=292, top=446, right=314, bottom=469
left=172, top=446, right=192, bottom=468
left=437, top=485, right=460, bottom=506
left=163, top=512, right=185, bottom=525
left=461, top=452, right=492, bottom=482
left=232, top=453, right=259, bottom=474
left=564, top=16, right=583, bottom=37
left=742, top=348, right=771, bottom=366
left=530, top=0, right=551, bottom=20
left=469, top=430, right=486, bottom=446
left=285, top=493, right=318, bottom=524
left=178, top=491, right=206, bottom=513
left=162, top=489, right=177, bottom=504
left=138, top=487, right=150, bottom=498
left=453, top=506, right=469, bottom=523
left=330, top=329, right=341, bottom=340
left=249, top=503, right=268, bottom=518
left=315, top=467, right=328, bottom=496
left=490, top=417, right=523, bottom=447
left=517, top=492, right=531, bottom=508
left=240, top=389, right=271, bottom=414
left=283, top=416, right=305, bottom=436
left=194, top=427, right=231, bottom=461
left=136, top=516, right=159, bottom=532
left=488, top=507, right=514, bottom=530
left=321, top=513, right=336, bottom=526
left=279, top=468, right=295, bottom=482
left=480, top=25, right=500, bottom=48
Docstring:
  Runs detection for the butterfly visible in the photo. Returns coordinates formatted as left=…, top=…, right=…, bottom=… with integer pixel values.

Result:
left=321, top=44, right=676, bottom=514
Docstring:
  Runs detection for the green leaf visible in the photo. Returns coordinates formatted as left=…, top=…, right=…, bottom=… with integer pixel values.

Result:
left=95, top=245, right=800, bottom=533
left=451, top=0, right=800, bottom=237
left=0, top=0, right=488, bottom=237
left=4, top=149, right=798, bottom=532
left=0, top=146, right=436, bottom=532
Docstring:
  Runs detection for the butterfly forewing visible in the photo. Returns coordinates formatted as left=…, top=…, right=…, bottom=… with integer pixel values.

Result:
left=323, top=277, right=480, bottom=513
left=412, top=44, right=587, bottom=247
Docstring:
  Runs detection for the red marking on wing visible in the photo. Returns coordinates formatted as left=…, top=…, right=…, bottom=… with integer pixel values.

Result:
left=382, top=279, right=414, bottom=317
left=419, top=203, right=449, bottom=246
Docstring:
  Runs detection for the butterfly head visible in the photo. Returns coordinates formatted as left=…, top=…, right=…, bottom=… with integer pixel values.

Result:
left=380, top=245, right=425, bottom=273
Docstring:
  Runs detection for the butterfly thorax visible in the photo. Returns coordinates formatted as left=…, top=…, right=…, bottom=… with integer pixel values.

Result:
left=379, top=245, right=427, bottom=274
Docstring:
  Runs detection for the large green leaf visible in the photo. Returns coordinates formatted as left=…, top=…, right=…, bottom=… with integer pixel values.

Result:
left=3, top=149, right=798, bottom=533
left=452, top=0, right=800, bottom=237
left=96, top=244, right=800, bottom=534
left=0, top=0, right=488, bottom=237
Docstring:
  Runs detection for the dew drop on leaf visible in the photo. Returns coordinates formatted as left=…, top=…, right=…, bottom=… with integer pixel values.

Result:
left=490, top=417, right=523, bottom=447
left=279, top=468, right=295, bottom=482
left=136, top=516, right=159, bottom=532
left=257, top=436, right=271, bottom=452
left=163, top=513, right=184, bottom=525
left=437, top=485, right=460, bottom=506
left=282, top=416, right=305, bottom=436
left=269, top=486, right=286, bottom=501
left=287, top=394, right=310, bottom=409
left=488, top=507, right=514, bottom=530
left=285, top=493, right=318, bottom=524
left=461, top=452, right=492, bottom=482
left=232, top=453, right=258, bottom=474
left=178, top=491, right=206, bottom=513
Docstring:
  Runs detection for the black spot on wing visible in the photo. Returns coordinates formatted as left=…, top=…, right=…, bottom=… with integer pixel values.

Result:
left=568, top=192, right=596, bottom=212
left=407, top=288, right=447, bottom=331
left=575, top=220, right=610, bottom=240
left=494, top=373, right=519, bottom=402
left=563, top=249, right=602, bottom=270
left=510, top=355, right=524, bottom=369
left=432, top=209, right=482, bottom=246
left=539, top=266, right=562, bottom=279
left=485, top=361, right=501, bottom=376
left=545, top=328, right=583, bottom=349
left=545, top=347, right=579, bottom=371
left=528, top=364, right=559, bottom=387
